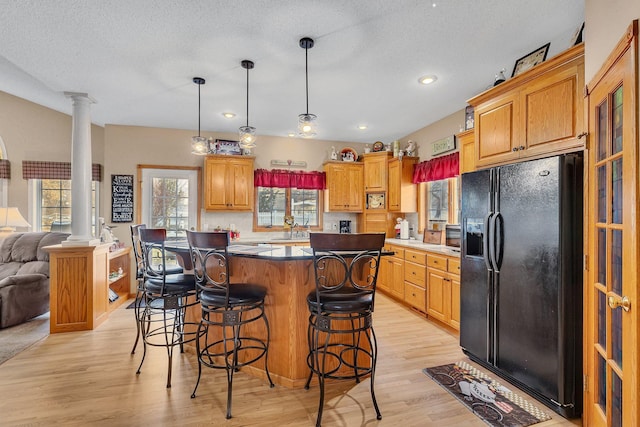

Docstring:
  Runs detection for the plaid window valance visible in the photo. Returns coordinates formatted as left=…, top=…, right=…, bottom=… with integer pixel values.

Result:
left=0, top=160, right=10, bottom=179
left=22, top=161, right=103, bottom=181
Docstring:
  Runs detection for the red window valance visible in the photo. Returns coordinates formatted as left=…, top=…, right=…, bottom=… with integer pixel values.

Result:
left=22, top=161, right=103, bottom=181
left=412, top=152, right=459, bottom=183
left=254, top=169, right=326, bottom=190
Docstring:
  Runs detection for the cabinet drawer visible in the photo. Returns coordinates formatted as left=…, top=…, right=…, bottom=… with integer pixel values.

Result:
left=404, top=261, right=426, bottom=288
left=447, top=257, right=461, bottom=274
left=388, top=245, right=404, bottom=260
left=405, top=249, right=427, bottom=265
left=426, top=254, right=448, bottom=271
left=404, top=282, right=426, bottom=311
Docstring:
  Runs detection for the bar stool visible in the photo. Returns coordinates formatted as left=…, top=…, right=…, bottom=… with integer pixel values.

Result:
left=305, top=232, right=385, bottom=426
left=136, top=228, right=197, bottom=388
left=129, top=224, right=183, bottom=354
left=187, top=230, right=274, bottom=419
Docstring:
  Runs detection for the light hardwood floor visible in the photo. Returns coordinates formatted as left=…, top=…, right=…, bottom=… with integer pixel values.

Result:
left=0, top=294, right=582, bottom=426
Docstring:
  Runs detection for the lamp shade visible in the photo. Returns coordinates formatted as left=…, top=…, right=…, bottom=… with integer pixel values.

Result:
left=0, top=207, right=31, bottom=232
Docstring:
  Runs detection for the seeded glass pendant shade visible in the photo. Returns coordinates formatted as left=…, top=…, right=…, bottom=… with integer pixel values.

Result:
left=298, top=37, right=318, bottom=138
left=239, top=60, right=257, bottom=149
left=191, top=77, right=209, bottom=155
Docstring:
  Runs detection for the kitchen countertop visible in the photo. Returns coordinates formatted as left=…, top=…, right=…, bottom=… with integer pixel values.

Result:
left=384, top=238, right=461, bottom=257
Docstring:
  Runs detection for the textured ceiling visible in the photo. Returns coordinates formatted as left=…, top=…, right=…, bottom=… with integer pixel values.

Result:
left=0, top=0, right=584, bottom=143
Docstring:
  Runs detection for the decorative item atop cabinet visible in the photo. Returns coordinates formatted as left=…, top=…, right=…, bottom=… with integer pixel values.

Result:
left=204, top=155, right=255, bottom=211
left=323, top=160, right=364, bottom=212
left=388, top=156, right=418, bottom=212
left=468, top=43, right=585, bottom=169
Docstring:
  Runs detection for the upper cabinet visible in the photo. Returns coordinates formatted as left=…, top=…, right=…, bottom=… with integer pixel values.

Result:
left=204, top=155, right=255, bottom=211
left=323, top=161, right=364, bottom=212
left=388, top=156, right=418, bottom=212
left=469, top=44, right=585, bottom=169
left=363, top=152, right=392, bottom=192
left=457, top=130, right=475, bottom=174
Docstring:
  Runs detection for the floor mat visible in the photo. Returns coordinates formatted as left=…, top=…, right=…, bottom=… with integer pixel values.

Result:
left=424, top=361, right=552, bottom=427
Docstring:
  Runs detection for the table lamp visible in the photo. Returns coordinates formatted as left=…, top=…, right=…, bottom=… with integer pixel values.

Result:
left=0, top=207, right=31, bottom=233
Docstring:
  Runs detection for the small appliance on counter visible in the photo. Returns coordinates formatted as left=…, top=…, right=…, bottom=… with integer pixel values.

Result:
left=339, top=220, right=351, bottom=234
left=445, top=224, right=460, bottom=248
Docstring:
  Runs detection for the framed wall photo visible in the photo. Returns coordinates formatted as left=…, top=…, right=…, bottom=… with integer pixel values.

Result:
left=511, top=42, right=550, bottom=77
left=570, top=22, right=584, bottom=46
left=213, top=139, right=242, bottom=155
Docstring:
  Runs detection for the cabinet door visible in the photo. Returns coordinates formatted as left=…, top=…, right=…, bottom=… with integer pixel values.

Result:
left=364, top=154, right=388, bottom=192
left=449, top=273, right=460, bottom=330
left=325, top=163, right=363, bottom=212
left=377, top=256, right=391, bottom=293
left=426, top=267, right=447, bottom=323
left=457, top=130, right=476, bottom=174
left=204, top=157, right=254, bottom=211
left=227, top=159, right=254, bottom=210
left=389, top=257, right=404, bottom=299
left=388, top=160, right=401, bottom=211
left=475, top=91, right=520, bottom=167
left=521, top=55, right=585, bottom=157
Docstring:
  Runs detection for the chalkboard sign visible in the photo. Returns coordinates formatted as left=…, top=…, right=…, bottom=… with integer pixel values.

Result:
left=111, top=174, right=133, bottom=223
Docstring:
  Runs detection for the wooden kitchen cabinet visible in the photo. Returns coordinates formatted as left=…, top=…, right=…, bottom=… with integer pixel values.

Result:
left=323, top=161, right=364, bottom=212
left=363, top=152, right=391, bottom=192
left=388, top=157, right=418, bottom=212
left=426, top=253, right=460, bottom=331
left=457, top=129, right=476, bottom=174
left=404, top=248, right=427, bottom=312
left=378, top=244, right=404, bottom=300
left=204, top=155, right=254, bottom=211
left=469, top=43, right=585, bottom=169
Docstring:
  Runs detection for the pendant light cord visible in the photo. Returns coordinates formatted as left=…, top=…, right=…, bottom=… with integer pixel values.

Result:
left=197, top=82, right=201, bottom=137
left=305, top=45, right=309, bottom=115
left=246, top=65, right=250, bottom=127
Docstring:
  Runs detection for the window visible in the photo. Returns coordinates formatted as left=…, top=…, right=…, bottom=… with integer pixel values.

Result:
left=140, top=167, right=199, bottom=240
left=255, top=187, right=321, bottom=230
left=418, top=177, right=459, bottom=231
left=30, top=179, right=99, bottom=236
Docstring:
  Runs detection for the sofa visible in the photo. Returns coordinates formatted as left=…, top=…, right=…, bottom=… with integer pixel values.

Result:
left=0, top=232, right=68, bottom=328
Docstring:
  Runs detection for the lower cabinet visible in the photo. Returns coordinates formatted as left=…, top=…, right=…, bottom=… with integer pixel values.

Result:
left=426, top=254, right=460, bottom=331
left=377, top=243, right=460, bottom=333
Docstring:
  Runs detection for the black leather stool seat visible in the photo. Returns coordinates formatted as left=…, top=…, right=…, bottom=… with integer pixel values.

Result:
left=306, top=289, right=373, bottom=313
left=145, top=273, right=196, bottom=295
left=200, top=283, right=267, bottom=307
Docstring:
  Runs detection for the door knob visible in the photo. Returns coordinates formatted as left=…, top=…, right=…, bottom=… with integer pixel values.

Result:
left=607, top=294, right=631, bottom=312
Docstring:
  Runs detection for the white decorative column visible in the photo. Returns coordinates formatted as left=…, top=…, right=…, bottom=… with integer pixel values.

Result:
left=62, top=92, right=100, bottom=246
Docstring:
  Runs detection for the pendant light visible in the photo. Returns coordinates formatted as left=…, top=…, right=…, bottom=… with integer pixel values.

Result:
left=298, top=37, right=317, bottom=138
left=238, top=60, right=257, bottom=149
left=191, top=77, right=208, bottom=155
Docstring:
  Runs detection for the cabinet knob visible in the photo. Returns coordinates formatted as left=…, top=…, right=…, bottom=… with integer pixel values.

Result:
left=512, top=147, right=518, bottom=152
left=577, top=132, right=588, bottom=139
left=519, top=145, right=525, bottom=150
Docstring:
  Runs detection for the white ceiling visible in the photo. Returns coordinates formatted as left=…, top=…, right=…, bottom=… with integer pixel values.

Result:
left=0, top=0, right=584, bottom=144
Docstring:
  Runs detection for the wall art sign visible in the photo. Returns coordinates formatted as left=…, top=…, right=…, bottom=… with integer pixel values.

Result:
left=111, top=174, right=134, bottom=223
left=431, top=135, right=456, bottom=156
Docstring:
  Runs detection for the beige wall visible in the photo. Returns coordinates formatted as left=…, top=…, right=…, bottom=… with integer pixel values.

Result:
left=0, top=90, right=104, bottom=221
left=584, top=1, right=640, bottom=83
left=399, top=109, right=465, bottom=161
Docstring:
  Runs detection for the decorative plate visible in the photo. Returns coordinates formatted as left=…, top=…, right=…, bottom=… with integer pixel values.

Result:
left=341, top=147, right=358, bottom=162
left=367, top=193, right=385, bottom=209
left=372, top=141, right=384, bottom=152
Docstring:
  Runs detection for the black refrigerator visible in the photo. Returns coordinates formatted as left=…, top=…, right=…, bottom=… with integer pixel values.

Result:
left=460, top=153, right=583, bottom=419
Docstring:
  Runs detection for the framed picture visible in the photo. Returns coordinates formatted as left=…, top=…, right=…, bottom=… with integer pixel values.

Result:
left=464, top=105, right=474, bottom=130
left=511, top=42, right=550, bottom=77
left=366, top=193, right=385, bottom=209
left=212, top=139, right=241, bottom=155
left=570, top=22, right=584, bottom=46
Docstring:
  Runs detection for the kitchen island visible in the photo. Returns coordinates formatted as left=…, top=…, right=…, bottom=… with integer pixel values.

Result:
left=185, top=244, right=367, bottom=389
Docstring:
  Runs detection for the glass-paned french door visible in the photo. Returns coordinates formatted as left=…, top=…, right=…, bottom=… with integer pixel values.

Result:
left=585, top=20, right=638, bottom=427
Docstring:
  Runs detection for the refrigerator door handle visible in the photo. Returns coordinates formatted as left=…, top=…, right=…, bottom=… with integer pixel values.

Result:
left=489, top=212, right=499, bottom=272
left=483, top=212, right=494, bottom=270
left=493, top=212, right=504, bottom=271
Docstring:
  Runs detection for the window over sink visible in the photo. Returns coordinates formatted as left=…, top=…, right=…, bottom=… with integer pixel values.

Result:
left=254, top=187, right=322, bottom=231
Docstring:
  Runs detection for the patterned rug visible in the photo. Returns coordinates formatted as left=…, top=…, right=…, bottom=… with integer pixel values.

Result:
left=0, top=312, right=49, bottom=365
left=424, top=361, right=552, bottom=427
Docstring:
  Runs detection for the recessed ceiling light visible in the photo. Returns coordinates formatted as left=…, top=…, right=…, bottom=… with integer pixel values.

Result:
left=287, top=132, right=296, bottom=137
left=418, top=74, right=438, bottom=85
left=222, top=112, right=236, bottom=118
left=358, top=124, right=368, bottom=130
